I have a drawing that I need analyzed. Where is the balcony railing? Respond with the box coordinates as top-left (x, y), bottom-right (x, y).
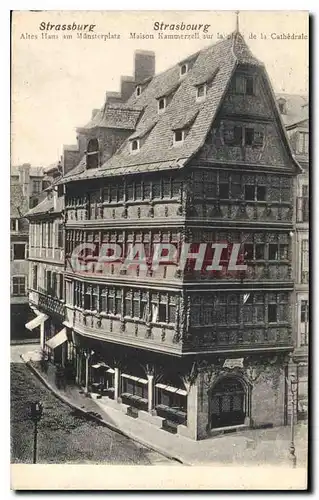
top-left (34, 286), bottom-right (65, 317)
top-left (296, 197), bottom-right (309, 223)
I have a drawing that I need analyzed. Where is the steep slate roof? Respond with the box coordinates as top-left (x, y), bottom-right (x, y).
top-left (61, 32), bottom-right (300, 184)
top-left (275, 93), bottom-right (308, 128)
top-left (25, 192), bottom-right (63, 217)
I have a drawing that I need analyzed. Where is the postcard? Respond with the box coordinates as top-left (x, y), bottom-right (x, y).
top-left (10, 10), bottom-right (309, 490)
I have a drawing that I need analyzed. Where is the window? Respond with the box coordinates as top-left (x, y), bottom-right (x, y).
top-left (86, 138), bottom-right (99, 169)
top-left (268, 304), bottom-right (277, 323)
top-left (298, 132), bottom-right (308, 154)
top-left (107, 292), bottom-right (115, 314)
top-left (58, 224), bottom-right (63, 248)
top-left (269, 244), bottom-right (278, 260)
top-left (244, 243), bottom-right (254, 260)
top-left (133, 293), bottom-right (140, 318)
top-left (100, 289), bottom-right (107, 312)
top-left (115, 291), bottom-right (122, 315)
top-left (180, 63), bottom-right (188, 76)
top-left (302, 185), bottom-right (309, 197)
top-left (158, 303), bottom-right (167, 323)
top-left (12, 276), bottom-right (26, 296)
top-left (13, 243), bottom-right (25, 260)
top-left (219, 183), bottom-right (229, 199)
top-left (168, 303), bottom-right (176, 324)
top-left (136, 86), bottom-right (141, 97)
top-left (125, 292), bottom-right (132, 316)
top-left (158, 98), bottom-right (166, 112)
top-left (32, 180), bottom-right (42, 194)
top-left (46, 270), bottom-right (52, 293)
top-left (84, 288), bottom-right (91, 310)
top-left (257, 186), bottom-right (266, 201)
top-left (196, 84), bottom-right (206, 100)
top-left (279, 244), bottom-right (289, 260)
top-left (300, 300), bottom-right (309, 324)
top-left (234, 126), bottom-right (243, 145)
top-left (131, 139), bottom-right (140, 152)
top-left (245, 185), bottom-right (255, 201)
top-left (255, 244), bottom-right (265, 260)
top-left (301, 239), bottom-right (309, 283)
top-left (48, 222), bottom-right (53, 248)
top-left (245, 128), bottom-right (254, 146)
top-left (245, 77), bottom-right (254, 95)
top-left (11, 219), bottom-right (19, 231)
top-left (233, 75), bottom-right (254, 95)
top-left (174, 130), bottom-right (184, 144)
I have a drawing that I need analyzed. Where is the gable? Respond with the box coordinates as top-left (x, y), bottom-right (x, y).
top-left (197, 66), bottom-right (299, 172)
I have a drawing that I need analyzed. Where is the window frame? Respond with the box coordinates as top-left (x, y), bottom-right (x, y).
top-left (196, 84), bottom-right (207, 101)
top-left (13, 243), bottom-right (26, 261)
top-left (173, 130), bottom-right (185, 145)
top-left (158, 97), bottom-right (167, 113)
top-left (180, 63), bottom-right (188, 77)
top-left (12, 275), bottom-right (26, 296)
top-left (130, 139), bottom-right (140, 153)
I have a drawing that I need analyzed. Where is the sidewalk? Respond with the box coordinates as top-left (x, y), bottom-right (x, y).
top-left (22, 348), bottom-right (308, 467)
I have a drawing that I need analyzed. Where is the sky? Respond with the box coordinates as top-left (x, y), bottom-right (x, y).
top-left (11, 10), bottom-right (308, 167)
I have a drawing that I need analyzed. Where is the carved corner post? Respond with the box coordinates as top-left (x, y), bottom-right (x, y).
top-left (145, 363), bottom-right (155, 413)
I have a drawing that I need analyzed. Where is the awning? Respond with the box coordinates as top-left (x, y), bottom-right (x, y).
top-left (121, 373), bottom-right (148, 385)
top-left (155, 383), bottom-right (187, 396)
top-left (25, 313), bottom-right (48, 331)
top-left (46, 328), bottom-right (67, 349)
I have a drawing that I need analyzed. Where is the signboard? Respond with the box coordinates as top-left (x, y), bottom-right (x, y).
top-left (223, 358), bottom-right (244, 369)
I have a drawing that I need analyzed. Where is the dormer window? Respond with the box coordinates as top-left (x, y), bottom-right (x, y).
top-left (136, 86), bottom-right (141, 97)
top-left (86, 138), bottom-right (99, 169)
top-left (173, 130), bottom-right (185, 145)
top-left (196, 84), bottom-right (207, 101)
top-left (130, 139), bottom-right (140, 153)
top-left (180, 64), bottom-right (188, 77)
top-left (158, 97), bottom-right (166, 113)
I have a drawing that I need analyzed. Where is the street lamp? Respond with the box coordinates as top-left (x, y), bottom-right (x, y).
top-left (30, 401), bottom-right (43, 464)
top-left (288, 374), bottom-right (298, 468)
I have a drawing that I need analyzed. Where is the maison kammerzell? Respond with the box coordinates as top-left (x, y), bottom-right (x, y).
top-left (26, 29), bottom-right (302, 440)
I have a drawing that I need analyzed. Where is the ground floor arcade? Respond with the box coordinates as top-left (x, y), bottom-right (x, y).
top-left (48, 331), bottom-right (291, 440)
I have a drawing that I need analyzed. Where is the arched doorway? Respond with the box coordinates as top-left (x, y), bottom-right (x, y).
top-left (210, 377), bottom-right (246, 429)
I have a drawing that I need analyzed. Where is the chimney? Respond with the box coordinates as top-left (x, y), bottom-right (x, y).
top-left (134, 50), bottom-right (155, 83)
top-left (120, 76), bottom-right (136, 102)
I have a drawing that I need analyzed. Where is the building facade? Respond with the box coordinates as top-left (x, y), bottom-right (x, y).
top-left (276, 94), bottom-right (309, 420)
top-left (30, 32), bottom-right (302, 440)
top-left (11, 164), bottom-right (44, 339)
top-left (26, 164), bottom-right (66, 363)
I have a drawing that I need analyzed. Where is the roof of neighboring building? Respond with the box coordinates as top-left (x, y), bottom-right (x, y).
top-left (80, 102), bottom-right (143, 131)
top-left (10, 184), bottom-right (29, 218)
top-left (60, 31), bottom-right (300, 184)
top-left (11, 165), bottom-right (44, 177)
top-left (25, 192), bottom-right (64, 217)
top-left (275, 93), bottom-right (308, 128)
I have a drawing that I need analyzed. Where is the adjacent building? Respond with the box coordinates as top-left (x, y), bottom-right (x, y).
top-left (276, 94), bottom-right (309, 420)
top-left (26, 162), bottom-right (66, 362)
top-left (27, 32), bottom-right (303, 439)
top-left (11, 164), bottom-right (44, 339)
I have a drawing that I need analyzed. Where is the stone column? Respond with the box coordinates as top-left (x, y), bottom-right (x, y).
top-left (147, 374), bottom-right (154, 413)
top-left (40, 321), bottom-right (45, 350)
top-left (114, 367), bottom-right (120, 401)
top-left (85, 354), bottom-right (90, 394)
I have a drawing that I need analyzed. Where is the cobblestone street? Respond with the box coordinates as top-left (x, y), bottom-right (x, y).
top-left (10, 346), bottom-right (175, 465)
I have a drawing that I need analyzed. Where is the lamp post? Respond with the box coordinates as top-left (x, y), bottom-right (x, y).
top-left (30, 401), bottom-right (43, 464)
top-left (288, 374), bottom-right (298, 468)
